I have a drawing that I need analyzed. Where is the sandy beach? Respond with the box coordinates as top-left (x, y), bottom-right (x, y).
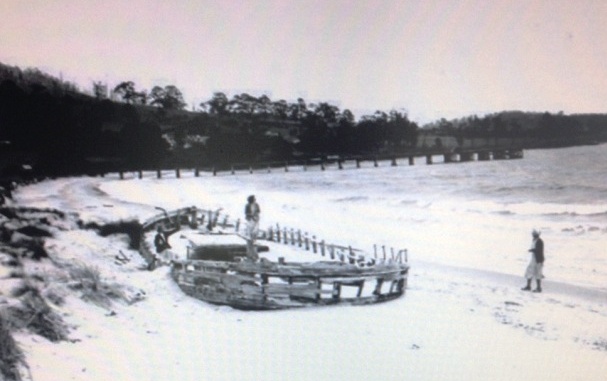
top-left (3, 148), bottom-right (607, 380)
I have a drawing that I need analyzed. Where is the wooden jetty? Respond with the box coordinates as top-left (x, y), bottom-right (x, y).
top-left (114, 147), bottom-right (524, 179)
top-left (139, 207), bottom-right (409, 310)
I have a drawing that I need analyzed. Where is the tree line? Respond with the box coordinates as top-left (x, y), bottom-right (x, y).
top-left (425, 111), bottom-right (607, 147)
top-left (1, 62), bottom-right (606, 179)
top-left (0, 71), bottom-right (420, 175)
top-left (106, 80), bottom-right (421, 154)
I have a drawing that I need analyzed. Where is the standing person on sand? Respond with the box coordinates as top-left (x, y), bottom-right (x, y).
top-left (522, 229), bottom-right (545, 293)
top-left (244, 195), bottom-right (260, 261)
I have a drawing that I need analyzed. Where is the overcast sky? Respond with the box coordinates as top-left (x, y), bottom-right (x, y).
top-left (1, 0), bottom-right (606, 123)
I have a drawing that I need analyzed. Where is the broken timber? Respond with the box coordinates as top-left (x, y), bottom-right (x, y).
top-left (140, 207), bottom-right (409, 310)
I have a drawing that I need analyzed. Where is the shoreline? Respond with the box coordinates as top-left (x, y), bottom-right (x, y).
top-left (1, 171), bottom-right (605, 380)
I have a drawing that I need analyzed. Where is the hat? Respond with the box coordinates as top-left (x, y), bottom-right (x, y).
top-left (532, 229), bottom-right (540, 237)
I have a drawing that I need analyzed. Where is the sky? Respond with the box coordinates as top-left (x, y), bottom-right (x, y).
top-left (1, 0), bottom-right (607, 124)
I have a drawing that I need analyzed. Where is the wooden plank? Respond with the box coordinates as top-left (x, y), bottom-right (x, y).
top-left (177, 259), bottom-right (408, 279)
top-left (263, 283), bottom-right (320, 294)
top-left (241, 283), bottom-right (263, 296)
top-left (182, 271), bottom-right (260, 286)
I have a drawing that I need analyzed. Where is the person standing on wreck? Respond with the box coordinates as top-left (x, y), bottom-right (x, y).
top-left (522, 229), bottom-right (545, 293)
top-left (244, 195), bottom-right (260, 261)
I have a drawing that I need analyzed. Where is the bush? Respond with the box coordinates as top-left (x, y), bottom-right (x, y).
top-left (10, 280), bottom-right (40, 298)
top-left (6, 288), bottom-right (69, 342)
top-left (0, 312), bottom-right (25, 381)
top-left (86, 220), bottom-right (143, 249)
top-left (41, 286), bottom-right (66, 306)
top-left (67, 264), bottom-right (125, 308)
top-left (8, 269), bottom-right (24, 278)
top-left (12, 238), bottom-right (49, 260)
top-left (16, 225), bottom-right (53, 238)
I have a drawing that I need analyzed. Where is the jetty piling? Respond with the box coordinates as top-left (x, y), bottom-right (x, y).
top-left (114, 146), bottom-right (523, 179)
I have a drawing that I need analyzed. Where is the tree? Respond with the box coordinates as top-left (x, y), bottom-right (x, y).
top-left (387, 109), bottom-right (418, 148)
top-left (334, 109), bottom-right (356, 154)
top-left (257, 94), bottom-right (273, 116)
top-left (92, 81), bottom-right (108, 99)
top-left (340, 109), bottom-right (355, 125)
top-left (119, 119), bottom-right (168, 167)
top-left (150, 85), bottom-right (186, 110)
top-left (113, 81), bottom-right (137, 104)
top-left (204, 92), bottom-right (229, 115)
top-left (273, 99), bottom-right (289, 119)
top-left (0, 80), bottom-right (26, 142)
top-left (288, 98), bottom-right (308, 120)
top-left (299, 109), bottom-right (332, 154)
top-left (313, 102), bottom-right (340, 124)
top-left (229, 93), bottom-right (259, 115)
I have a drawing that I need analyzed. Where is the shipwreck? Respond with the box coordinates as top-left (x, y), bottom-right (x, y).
top-left (139, 207), bottom-right (409, 310)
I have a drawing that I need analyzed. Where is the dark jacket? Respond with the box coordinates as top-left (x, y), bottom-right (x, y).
top-left (154, 224), bottom-right (179, 253)
top-left (530, 238), bottom-right (544, 263)
top-left (154, 232), bottom-right (170, 253)
top-left (245, 202), bottom-right (260, 221)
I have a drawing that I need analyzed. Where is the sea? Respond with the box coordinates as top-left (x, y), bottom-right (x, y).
top-left (147, 143), bottom-right (606, 292)
top-left (33, 143), bottom-right (604, 293)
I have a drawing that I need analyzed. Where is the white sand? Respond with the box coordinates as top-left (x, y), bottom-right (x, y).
top-left (6, 172), bottom-right (607, 381)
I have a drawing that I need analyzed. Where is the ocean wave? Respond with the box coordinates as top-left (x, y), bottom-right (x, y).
top-left (561, 225), bottom-right (607, 234)
top-left (333, 196), bottom-right (369, 203)
top-left (461, 200), bottom-right (607, 218)
top-left (542, 211), bottom-right (607, 218)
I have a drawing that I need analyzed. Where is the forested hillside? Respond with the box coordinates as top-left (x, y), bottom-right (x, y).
top-left (1, 62), bottom-right (606, 180)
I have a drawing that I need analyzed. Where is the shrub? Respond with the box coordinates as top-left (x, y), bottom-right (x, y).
top-left (16, 239), bottom-right (49, 260)
top-left (86, 220), bottom-right (143, 250)
top-left (42, 286), bottom-right (66, 306)
top-left (6, 289), bottom-right (69, 343)
top-left (16, 225), bottom-right (53, 238)
top-left (0, 208), bottom-right (18, 219)
top-left (8, 270), bottom-right (24, 279)
top-left (0, 248), bottom-right (22, 266)
top-left (10, 280), bottom-right (40, 298)
top-left (0, 312), bottom-right (26, 381)
top-left (67, 264), bottom-right (125, 308)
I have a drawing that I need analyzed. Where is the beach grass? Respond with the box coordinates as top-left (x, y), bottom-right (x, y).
top-left (0, 312), bottom-right (26, 381)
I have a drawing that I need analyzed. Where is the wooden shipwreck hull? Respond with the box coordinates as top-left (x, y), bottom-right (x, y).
top-left (171, 259), bottom-right (408, 310)
top-left (140, 207), bottom-right (409, 310)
